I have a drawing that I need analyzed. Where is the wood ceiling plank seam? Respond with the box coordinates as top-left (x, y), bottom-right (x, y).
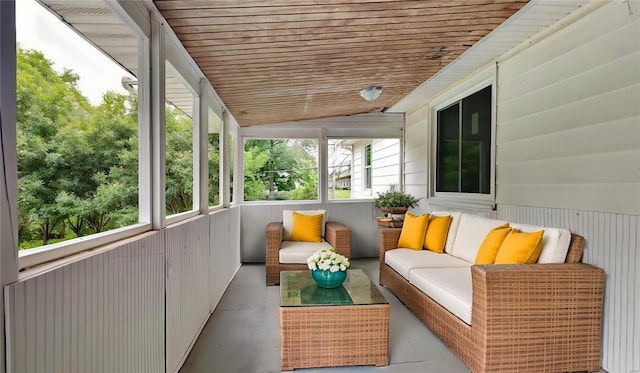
top-left (158, 3), bottom-right (526, 20)
top-left (174, 27), bottom-right (496, 42)
top-left (183, 35), bottom-right (490, 51)
top-left (168, 17), bottom-right (509, 34)
top-left (163, 12), bottom-right (522, 28)
top-left (185, 43), bottom-right (469, 58)
top-left (173, 22), bottom-right (503, 39)
top-left (153, 0), bottom-right (527, 11)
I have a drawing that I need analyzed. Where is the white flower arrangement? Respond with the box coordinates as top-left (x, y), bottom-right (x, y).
top-left (307, 247), bottom-right (350, 272)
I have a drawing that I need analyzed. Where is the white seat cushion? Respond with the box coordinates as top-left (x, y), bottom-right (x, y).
top-left (510, 223), bottom-right (571, 263)
top-left (431, 211), bottom-right (462, 255)
top-left (279, 240), bottom-right (331, 264)
top-left (282, 210), bottom-right (326, 241)
top-left (410, 267), bottom-right (473, 325)
top-left (451, 213), bottom-right (510, 263)
top-left (385, 249), bottom-right (470, 279)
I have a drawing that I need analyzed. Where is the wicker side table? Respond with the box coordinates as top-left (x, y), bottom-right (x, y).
top-left (280, 270), bottom-right (390, 370)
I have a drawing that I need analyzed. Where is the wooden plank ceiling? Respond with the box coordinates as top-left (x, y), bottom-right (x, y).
top-left (154, 0), bottom-right (528, 126)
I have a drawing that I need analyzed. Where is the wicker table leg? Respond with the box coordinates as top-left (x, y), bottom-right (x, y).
top-left (280, 304), bottom-right (389, 370)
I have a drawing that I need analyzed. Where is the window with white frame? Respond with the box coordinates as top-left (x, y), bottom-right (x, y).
top-left (327, 138), bottom-right (400, 200)
top-left (243, 138), bottom-right (318, 201)
top-left (15, 0), bottom-right (142, 250)
top-left (435, 85), bottom-right (493, 196)
top-left (208, 108), bottom-right (222, 207)
top-left (164, 61), bottom-right (196, 215)
top-left (364, 144), bottom-right (372, 191)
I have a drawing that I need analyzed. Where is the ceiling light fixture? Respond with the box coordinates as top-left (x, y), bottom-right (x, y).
top-left (359, 86), bottom-right (383, 101)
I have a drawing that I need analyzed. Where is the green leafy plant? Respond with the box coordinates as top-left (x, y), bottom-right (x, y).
top-left (374, 185), bottom-right (419, 211)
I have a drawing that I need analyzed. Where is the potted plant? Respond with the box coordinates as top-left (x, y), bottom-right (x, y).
top-left (374, 185), bottom-right (419, 217)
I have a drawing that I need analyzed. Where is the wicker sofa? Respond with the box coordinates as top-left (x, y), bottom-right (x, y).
top-left (379, 211), bottom-right (605, 373)
top-left (266, 210), bottom-right (351, 285)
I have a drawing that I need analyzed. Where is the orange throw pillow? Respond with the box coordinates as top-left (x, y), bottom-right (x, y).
top-left (494, 229), bottom-right (544, 264)
top-left (397, 213), bottom-right (429, 250)
top-left (474, 224), bottom-right (511, 264)
top-left (423, 215), bottom-right (452, 253)
top-left (289, 212), bottom-right (323, 242)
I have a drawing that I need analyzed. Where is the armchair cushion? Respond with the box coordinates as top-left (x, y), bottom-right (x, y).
top-left (279, 240), bottom-right (330, 264)
top-left (282, 209), bottom-right (326, 240)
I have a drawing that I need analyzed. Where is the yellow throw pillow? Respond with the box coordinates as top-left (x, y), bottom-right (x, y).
top-left (289, 212), bottom-right (323, 242)
top-left (494, 229), bottom-right (544, 264)
top-left (397, 213), bottom-right (430, 250)
top-left (474, 224), bottom-right (511, 264)
top-left (423, 215), bottom-right (452, 253)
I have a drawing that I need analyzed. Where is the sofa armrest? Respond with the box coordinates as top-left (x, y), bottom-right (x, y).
top-left (266, 222), bottom-right (283, 268)
top-left (325, 221), bottom-right (351, 259)
top-left (379, 228), bottom-right (401, 266)
top-left (470, 263), bottom-right (605, 370)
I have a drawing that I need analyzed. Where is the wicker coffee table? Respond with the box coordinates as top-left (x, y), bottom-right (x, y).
top-left (280, 269), bottom-right (390, 370)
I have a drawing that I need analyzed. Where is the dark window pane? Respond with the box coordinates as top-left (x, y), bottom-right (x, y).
top-left (461, 86), bottom-right (491, 194)
top-left (437, 103), bottom-right (460, 192)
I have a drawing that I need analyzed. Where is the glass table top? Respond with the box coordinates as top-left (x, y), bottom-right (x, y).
top-left (280, 269), bottom-right (389, 307)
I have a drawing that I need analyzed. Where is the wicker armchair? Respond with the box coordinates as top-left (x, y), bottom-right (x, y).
top-left (266, 221), bottom-right (351, 285)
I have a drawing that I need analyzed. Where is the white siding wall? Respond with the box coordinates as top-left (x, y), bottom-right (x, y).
top-left (497, 1), bottom-right (640, 215)
top-left (209, 207), bottom-right (241, 308)
top-left (404, 107), bottom-right (429, 200)
top-left (371, 139), bottom-right (401, 196)
top-left (166, 216), bottom-right (210, 373)
top-left (4, 232), bottom-right (165, 373)
top-left (3, 208), bottom-right (242, 373)
top-left (404, 2), bottom-right (640, 372)
top-left (352, 144), bottom-right (364, 197)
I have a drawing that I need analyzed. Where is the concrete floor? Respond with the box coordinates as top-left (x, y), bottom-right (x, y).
top-left (180, 258), bottom-right (470, 373)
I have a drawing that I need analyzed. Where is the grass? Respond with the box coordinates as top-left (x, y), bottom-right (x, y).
top-left (328, 189), bottom-right (351, 199)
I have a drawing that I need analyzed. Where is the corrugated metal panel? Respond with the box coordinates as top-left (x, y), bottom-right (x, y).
top-left (4, 232), bottom-right (165, 373)
top-left (240, 202), bottom-right (379, 261)
top-left (165, 215), bottom-right (210, 373)
top-left (497, 204), bottom-right (640, 373)
top-left (496, 0), bottom-right (640, 215)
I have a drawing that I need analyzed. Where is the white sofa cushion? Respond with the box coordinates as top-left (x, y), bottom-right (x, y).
top-left (431, 211), bottom-right (462, 255)
top-left (410, 267), bottom-right (473, 325)
top-left (282, 210), bottom-right (326, 241)
top-left (451, 213), bottom-right (510, 263)
top-left (510, 223), bottom-right (571, 263)
top-left (385, 248), bottom-right (470, 279)
top-left (279, 240), bottom-right (330, 264)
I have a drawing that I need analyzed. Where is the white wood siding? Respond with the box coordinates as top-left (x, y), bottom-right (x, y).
top-left (496, 0), bottom-right (640, 215)
top-left (371, 139), bottom-right (401, 196)
top-left (165, 216), bottom-right (210, 373)
top-left (404, 107), bottom-right (429, 199)
top-left (4, 232), bottom-right (165, 373)
top-left (209, 207), bottom-right (241, 308)
top-left (352, 144), bottom-right (364, 198)
top-left (3, 208), bottom-right (242, 373)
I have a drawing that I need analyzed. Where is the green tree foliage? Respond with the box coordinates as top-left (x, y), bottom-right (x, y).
top-left (17, 48), bottom-right (139, 248)
top-left (243, 139), bottom-right (318, 201)
top-left (165, 107), bottom-right (194, 214)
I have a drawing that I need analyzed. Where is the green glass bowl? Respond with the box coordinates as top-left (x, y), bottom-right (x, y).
top-left (311, 269), bottom-right (347, 288)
